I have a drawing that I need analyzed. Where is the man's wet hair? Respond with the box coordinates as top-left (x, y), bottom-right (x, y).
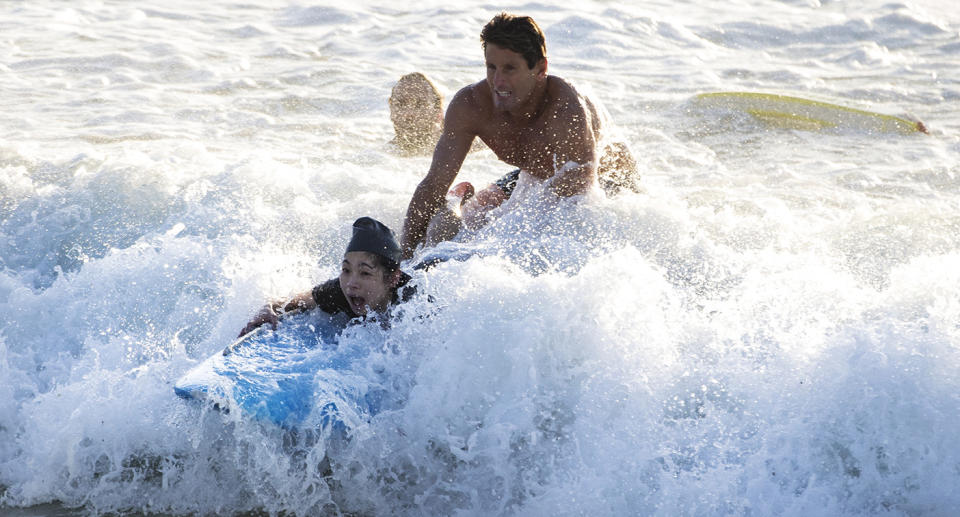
top-left (480, 13), bottom-right (547, 69)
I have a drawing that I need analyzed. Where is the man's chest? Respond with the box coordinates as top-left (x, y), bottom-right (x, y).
top-left (479, 122), bottom-right (556, 176)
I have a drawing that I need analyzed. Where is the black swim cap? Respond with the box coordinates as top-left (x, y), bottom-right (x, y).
top-left (346, 217), bottom-right (402, 265)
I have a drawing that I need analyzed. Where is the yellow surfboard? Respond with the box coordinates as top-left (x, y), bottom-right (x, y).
top-left (693, 91), bottom-right (928, 135)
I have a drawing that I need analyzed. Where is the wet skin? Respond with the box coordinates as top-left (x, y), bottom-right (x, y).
top-left (339, 251), bottom-right (397, 316)
top-left (401, 43), bottom-right (599, 258)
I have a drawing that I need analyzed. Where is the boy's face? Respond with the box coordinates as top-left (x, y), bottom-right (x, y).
top-left (339, 251), bottom-right (396, 316)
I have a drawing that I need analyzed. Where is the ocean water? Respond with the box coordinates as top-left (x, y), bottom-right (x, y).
top-left (1, 0), bottom-right (959, 515)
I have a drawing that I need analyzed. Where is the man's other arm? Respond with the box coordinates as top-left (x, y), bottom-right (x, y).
top-left (547, 93), bottom-right (598, 197)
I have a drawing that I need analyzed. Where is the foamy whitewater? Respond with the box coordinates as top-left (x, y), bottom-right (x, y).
top-left (1, 1), bottom-right (959, 515)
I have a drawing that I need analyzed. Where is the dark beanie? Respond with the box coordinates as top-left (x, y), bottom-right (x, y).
top-left (346, 217), bottom-right (402, 265)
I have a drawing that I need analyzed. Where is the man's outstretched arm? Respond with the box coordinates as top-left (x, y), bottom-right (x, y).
top-left (401, 91), bottom-right (476, 259)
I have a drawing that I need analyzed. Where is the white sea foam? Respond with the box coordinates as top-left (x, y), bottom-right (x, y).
top-left (1, 0), bottom-right (958, 515)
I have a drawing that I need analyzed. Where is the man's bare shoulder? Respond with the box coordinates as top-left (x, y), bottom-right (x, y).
top-left (443, 80), bottom-right (491, 131)
top-left (546, 76), bottom-right (582, 102)
top-left (543, 76), bottom-right (592, 121)
top-left (448, 80), bottom-right (491, 112)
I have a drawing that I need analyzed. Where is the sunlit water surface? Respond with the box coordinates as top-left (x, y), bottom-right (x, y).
top-left (1, 1), bottom-right (959, 515)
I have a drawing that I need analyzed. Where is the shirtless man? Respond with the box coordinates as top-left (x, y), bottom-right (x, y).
top-left (400, 13), bottom-right (637, 259)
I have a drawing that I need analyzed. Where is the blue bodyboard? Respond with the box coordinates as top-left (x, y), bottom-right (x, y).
top-left (174, 310), bottom-right (384, 432)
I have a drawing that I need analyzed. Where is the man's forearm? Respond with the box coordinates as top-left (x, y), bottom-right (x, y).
top-left (401, 181), bottom-right (444, 259)
top-left (400, 207), bottom-right (427, 260)
top-left (549, 160), bottom-right (597, 197)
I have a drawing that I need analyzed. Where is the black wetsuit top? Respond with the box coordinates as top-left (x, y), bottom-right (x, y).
top-left (495, 168), bottom-right (521, 196)
top-left (311, 272), bottom-right (414, 318)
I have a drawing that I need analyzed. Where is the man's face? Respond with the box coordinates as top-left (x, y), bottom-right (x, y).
top-left (484, 43), bottom-right (545, 113)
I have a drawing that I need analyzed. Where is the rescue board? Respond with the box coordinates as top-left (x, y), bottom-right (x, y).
top-left (694, 91), bottom-right (927, 134)
top-left (174, 310), bottom-right (384, 433)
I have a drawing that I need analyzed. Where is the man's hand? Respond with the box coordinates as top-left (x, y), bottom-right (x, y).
top-left (460, 184), bottom-right (509, 230)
